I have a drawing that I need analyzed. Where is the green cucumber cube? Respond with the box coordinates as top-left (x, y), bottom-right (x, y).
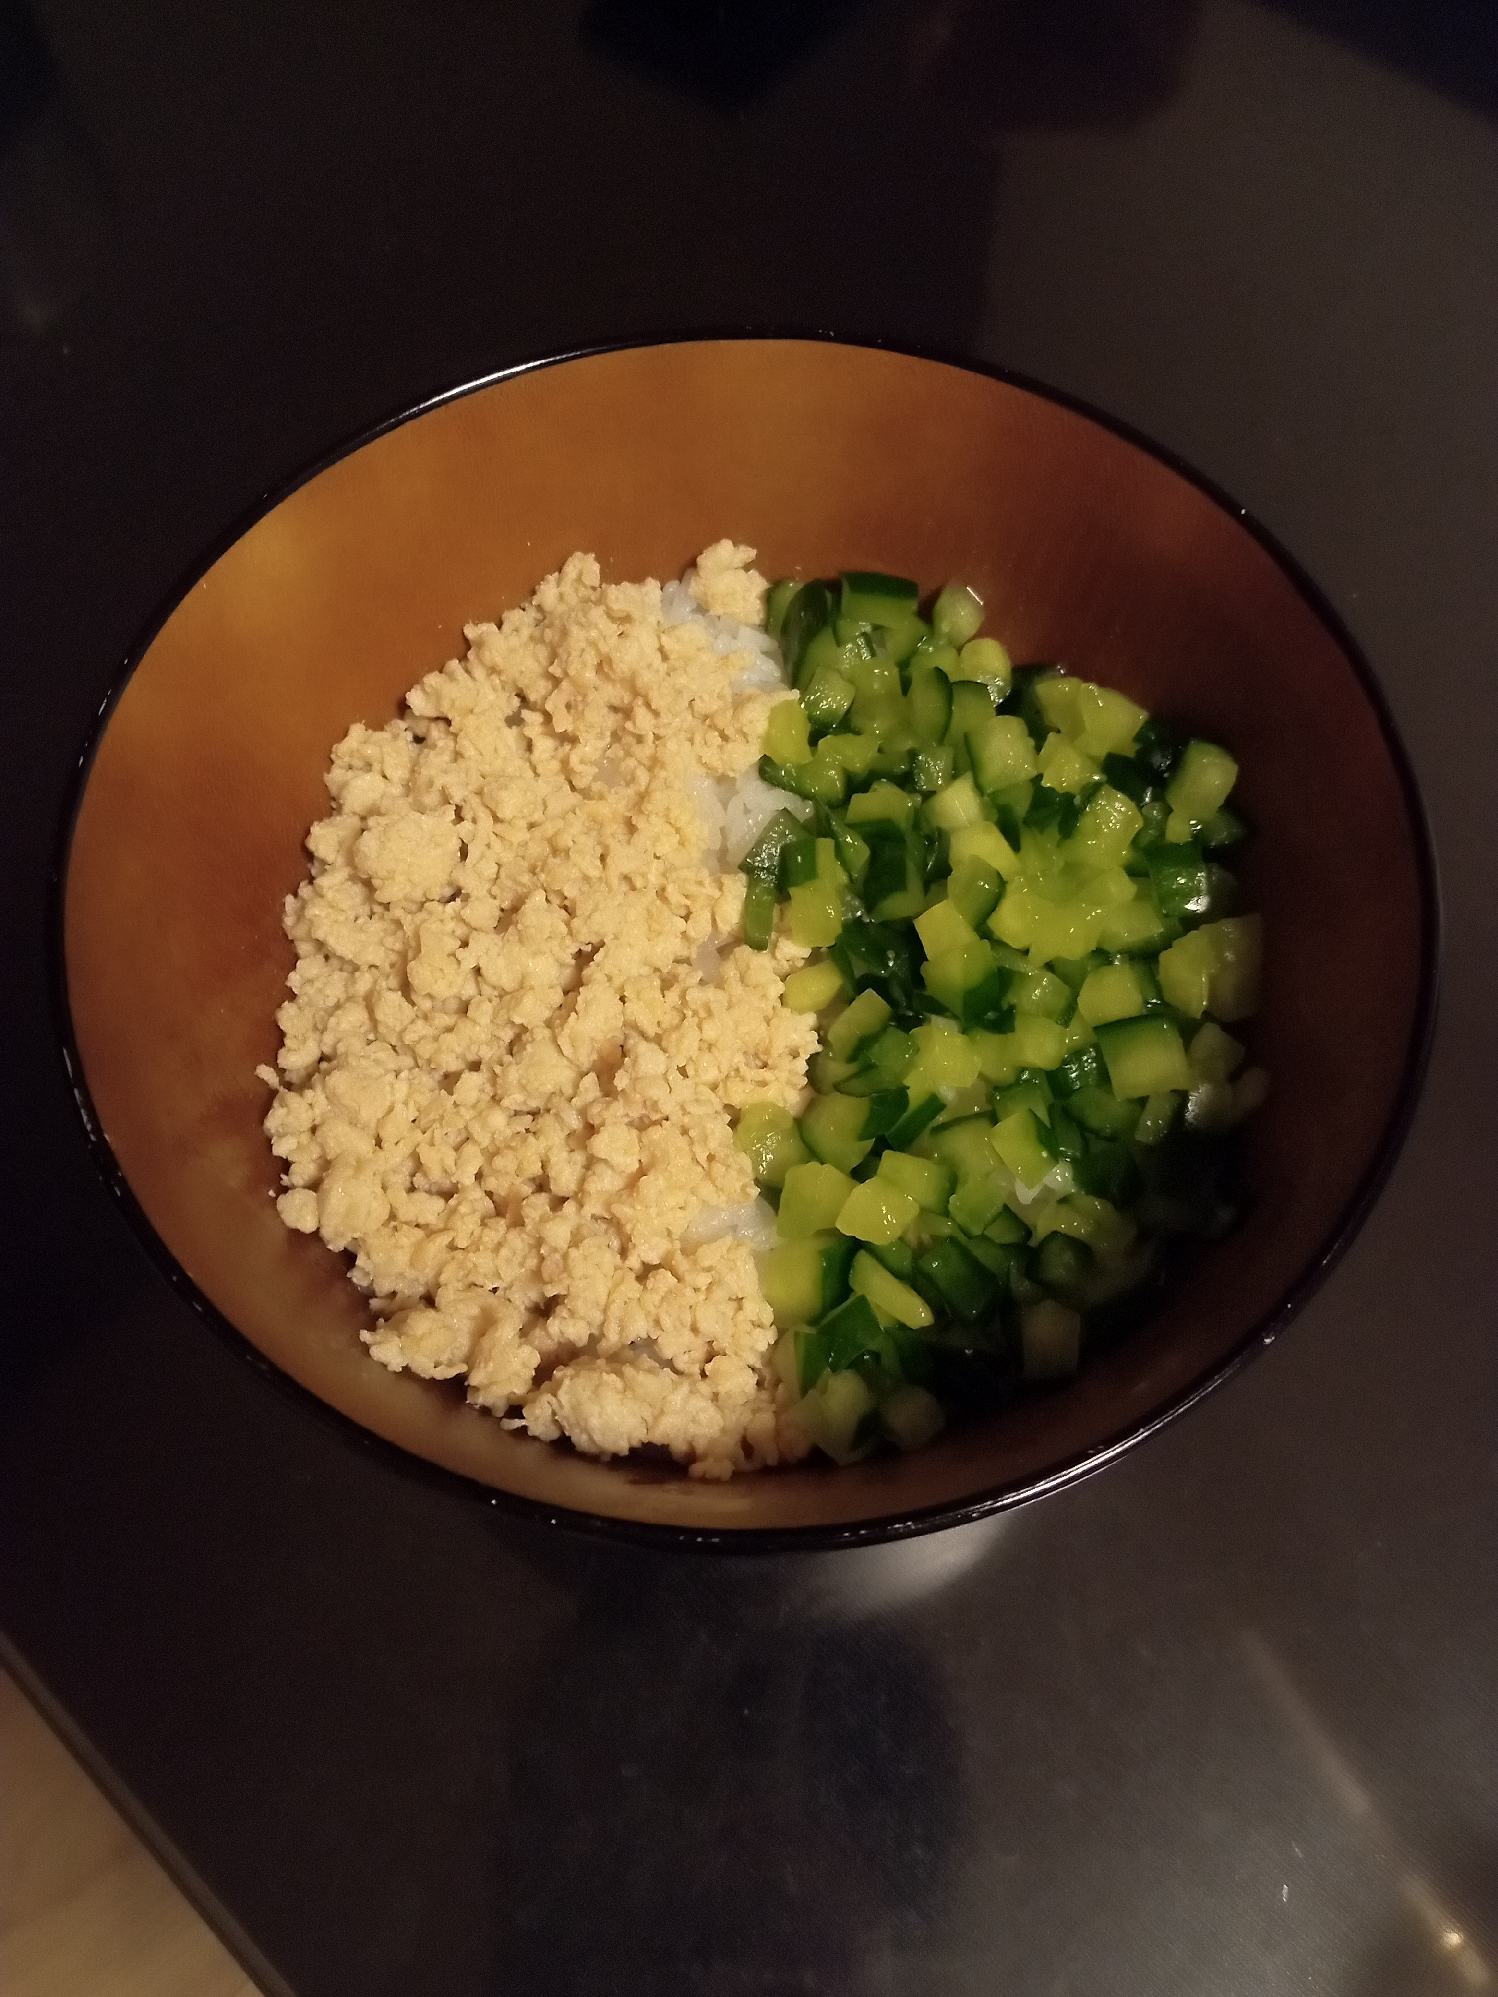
top-left (777, 1160), bottom-right (858, 1237)
top-left (1094, 1015), bottom-right (1192, 1098)
top-left (850, 1249), bottom-right (935, 1329)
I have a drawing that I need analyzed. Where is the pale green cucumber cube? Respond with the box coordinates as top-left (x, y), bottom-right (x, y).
top-left (850, 1249), bottom-right (934, 1328)
top-left (778, 1160), bottom-right (858, 1237)
top-left (1021, 1299), bottom-right (1083, 1380)
top-left (837, 1179), bottom-right (921, 1246)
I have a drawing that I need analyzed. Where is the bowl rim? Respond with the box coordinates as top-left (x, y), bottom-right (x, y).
top-left (48, 331), bottom-right (1442, 1553)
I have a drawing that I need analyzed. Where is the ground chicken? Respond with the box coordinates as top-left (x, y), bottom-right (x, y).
top-left (259, 542), bottom-right (819, 1478)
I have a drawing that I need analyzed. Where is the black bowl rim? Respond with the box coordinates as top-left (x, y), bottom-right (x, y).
top-left (48, 330), bottom-right (1442, 1555)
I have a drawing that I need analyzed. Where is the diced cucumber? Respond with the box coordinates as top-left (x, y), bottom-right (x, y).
top-left (1010, 1015), bottom-right (1068, 1066)
top-left (1094, 1015), bottom-right (1192, 1098)
top-left (765, 578), bottom-right (798, 639)
top-left (991, 1107), bottom-right (1057, 1189)
top-left (827, 986), bottom-right (892, 1059)
top-left (922, 939), bottom-right (1011, 1028)
top-left (1201, 915), bottom-right (1262, 1021)
top-left (1199, 805), bottom-right (1249, 850)
top-left (819, 1293), bottom-right (885, 1370)
top-left (967, 714), bottom-right (1038, 792)
top-left (912, 745), bottom-right (956, 792)
top-left (911, 635), bottom-right (961, 679)
top-left (773, 1328), bottom-right (816, 1398)
top-left (1074, 1137), bottom-right (1141, 1205)
top-left (1033, 1191), bottom-right (1135, 1256)
top-left (778, 581), bottom-right (834, 683)
top-left (847, 653), bottom-right (906, 736)
top-left (1021, 1299), bottom-right (1082, 1380)
top-left (1037, 733), bottom-right (1100, 794)
top-left (739, 808), bottom-right (810, 884)
top-left (840, 1026), bottom-right (915, 1096)
top-left (763, 699), bottom-right (812, 766)
top-left (1158, 914), bottom-right (1262, 1021)
top-left (948, 819), bottom-right (1022, 878)
top-left (923, 772), bottom-right (986, 832)
top-left (1067, 1087), bottom-right (1140, 1139)
top-left (734, 1102), bottom-right (812, 1188)
top-left (877, 1148), bottom-right (955, 1213)
top-left (1132, 1091), bottom-right (1182, 1145)
top-left (1075, 684), bottom-right (1147, 758)
top-left (795, 1366), bottom-right (879, 1465)
top-left (1095, 891), bottom-right (1173, 954)
top-left (858, 1088), bottom-right (911, 1140)
top-left (915, 1238), bottom-right (1002, 1320)
top-left (1165, 740), bottom-right (1238, 834)
top-left (1147, 841), bottom-right (1211, 921)
top-left (884, 1093), bottom-right (946, 1149)
top-left (802, 667), bottom-right (857, 732)
top-left (992, 1074), bottom-right (1052, 1125)
top-left (838, 1182), bottom-right (922, 1246)
top-left (850, 1249), bottom-right (934, 1328)
top-left (1187, 1020), bottom-right (1245, 1084)
top-left (755, 566), bottom-right (1264, 1462)
top-left (782, 959), bottom-right (847, 1013)
top-left (1009, 967), bottom-right (1072, 1020)
top-left (839, 571), bottom-right (918, 625)
top-left (1031, 1233), bottom-right (1092, 1291)
top-left (915, 897), bottom-right (979, 959)
top-left (846, 780), bottom-right (917, 830)
top-left (818, 731), bottom-right (881, 778)
top-left (954, 637), bottom-right (1012, 697)
top-left (945, 681), bottom-right (995, 765)
top-left (1052, 1043), bottom-right (1108, 1095)
top-left (947, 1171), bottom-right (1014, 1236)
top-left (933, 581), bottom-right (985, 646)
top-left (946, 856), bottom-right (1004, 930)
top-left (807, 1049), bottom-right (858, 1094)
top-left (743, 879), bottom-right (777, 950)
top-left (907, 661), bottom-right (954, 745)
top-left (902, 1020), bottom-right (983, 1100)
top-left (800, 1093), bottom-right (875, 1173)
top-left (779, 832), bottom-right (818, 890)
top-left (1064, 785), bottom-right (1144, 871)
top-left (1077, 960), bottom-right (1150, 1027)
top-left (924, 1113), bottom-right (1002, 1183)
top-left (778, 1161), bottom-right (859, 1238)
top-left (879, 1383), bottom-right (946, 1451)
top-left (787, 879), bottom-right (845, 948)
top-left (760, 1233), bottom-right (856, 1327)
top-left (864, 826), bottom-right (926, 921)
top-left (1185, 1082), bottom-right (1238, 1134)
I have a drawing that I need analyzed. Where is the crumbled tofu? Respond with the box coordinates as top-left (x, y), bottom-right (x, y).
top-left (262, 546), bottom-right (819, 1478)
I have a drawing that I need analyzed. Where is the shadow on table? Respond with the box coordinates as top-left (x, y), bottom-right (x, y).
top-left (490, 1534), bottom-right (979, 1995)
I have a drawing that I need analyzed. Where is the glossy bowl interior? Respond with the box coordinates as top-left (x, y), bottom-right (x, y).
top-left (62, 338), bottom-right (1433, 1543)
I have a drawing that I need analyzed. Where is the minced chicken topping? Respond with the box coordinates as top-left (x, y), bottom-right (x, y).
top-left (259, 542), bottom-right (820, 1478)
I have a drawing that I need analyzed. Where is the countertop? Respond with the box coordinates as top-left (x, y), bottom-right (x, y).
top-left (2, 4), bottom-right (1496, 1992)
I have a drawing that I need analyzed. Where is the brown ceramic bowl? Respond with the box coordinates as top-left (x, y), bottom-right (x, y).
top-left (59, 338), bottom-right (1436, 1546)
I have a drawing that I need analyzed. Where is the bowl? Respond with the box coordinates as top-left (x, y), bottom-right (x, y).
top-left (58, 337), bottom-right (1436, 1546)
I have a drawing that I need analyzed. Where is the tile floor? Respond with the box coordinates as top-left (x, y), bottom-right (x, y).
top-left (0, 1667), bottom-right (261, 1997)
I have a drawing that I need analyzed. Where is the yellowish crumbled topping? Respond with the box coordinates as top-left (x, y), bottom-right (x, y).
top-left (260, 543), bottom-right (818, 1478)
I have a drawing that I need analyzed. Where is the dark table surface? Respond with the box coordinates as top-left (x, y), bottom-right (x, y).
top-left (4, 4), bottom-right (1497, 1993)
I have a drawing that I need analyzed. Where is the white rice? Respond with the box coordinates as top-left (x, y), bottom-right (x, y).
top-left (666, 581), bottom-right (812, 871)
top-left (681, 1197), bottom-right (781, 1255)
top-left (723, 770), bottom-right (815, 868)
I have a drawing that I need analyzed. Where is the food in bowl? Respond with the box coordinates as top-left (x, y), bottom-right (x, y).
top-left (736, 569), bottom-right (1265, 1464)
top-left (259, 534), bottom-right (1264, 1479)
top-left (258, 541), bottom-right (825, 1480)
